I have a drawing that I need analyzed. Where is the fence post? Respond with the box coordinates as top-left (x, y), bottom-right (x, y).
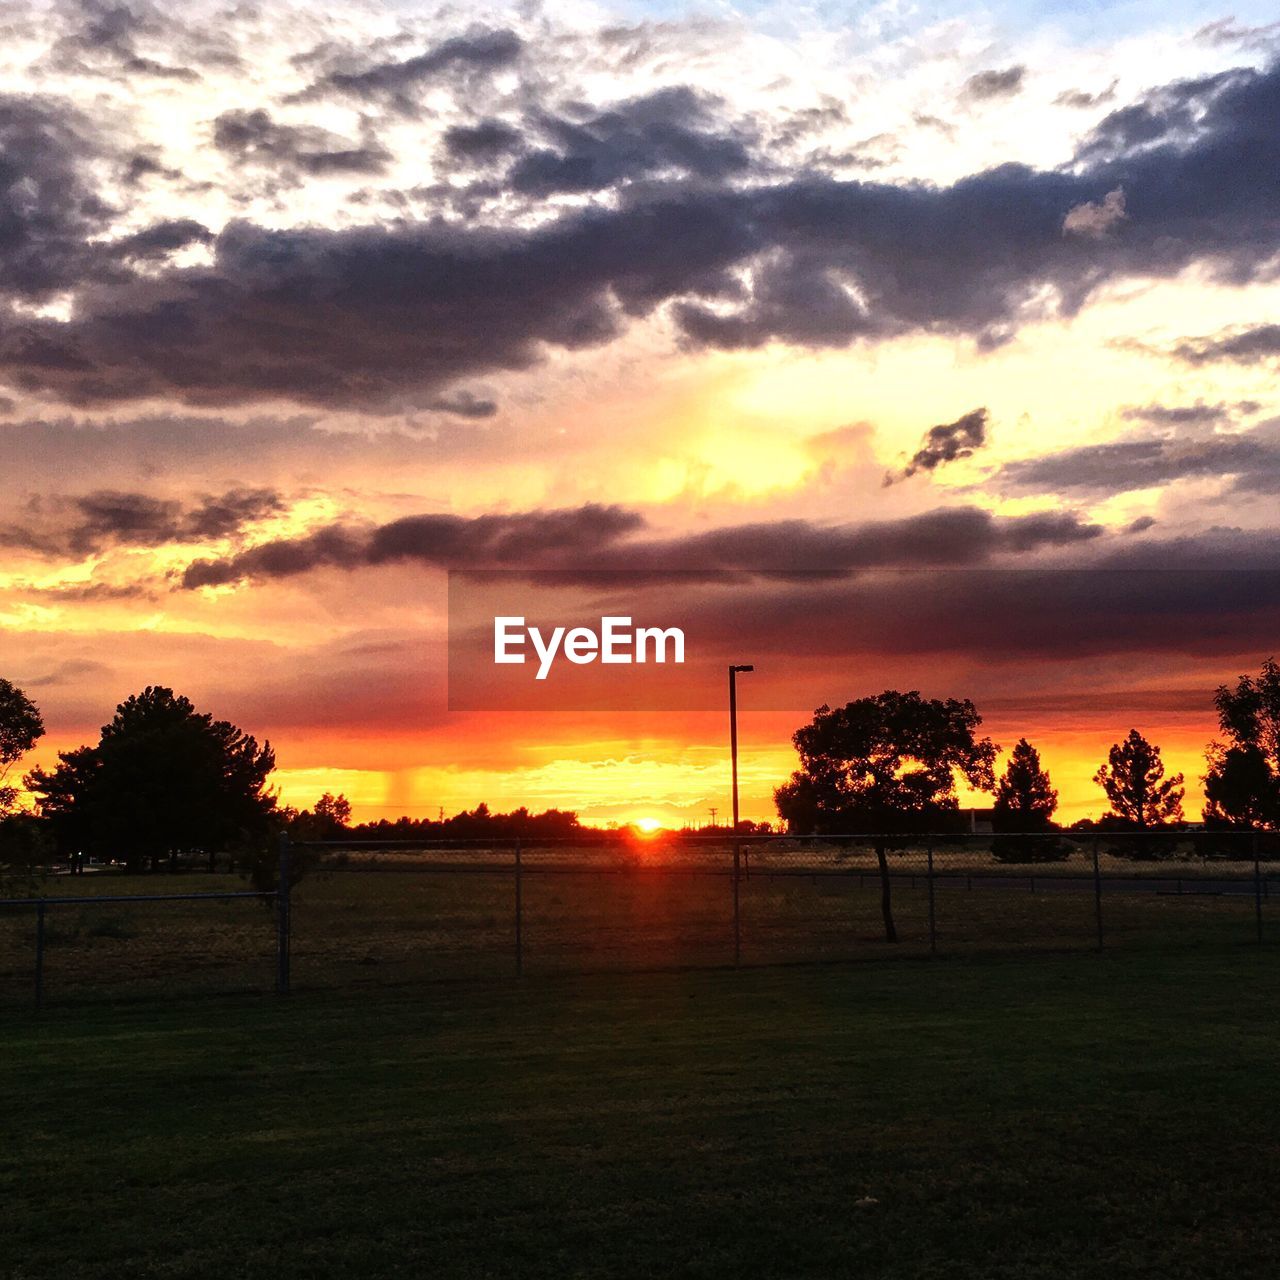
top-left (276, 831), bottom-right (291, 994)
top-left (34, 900), bottom-right (46, 1011)
top-left (732, 840), bottom-right (741, 966)
top-left (1092, 835), bottom-right (1103, 951)
top-left (1254, 829), bottom-right (1263, 946)
top-left (515, 837), bottom-right (523, 977)
top-left (926, 843), bottom-right (936, 955)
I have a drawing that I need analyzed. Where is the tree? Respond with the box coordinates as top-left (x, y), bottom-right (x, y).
top-left (1203, 657), bottom-right (1280, 831)
top-left (1093, 729), bottom-right (1184, 838)
top-left (993, 739), bottom-right (1058, 828)
top-left (26, 686), bottom-right (276, 872)
top-left (775, 691), bottom-right (997, 941)
top-left (991, 738), bottom-right (1066, 862)
top-left (0, 678), bottom-right (44, 817)
top-left (315, 792), bottom-right (352, 829)
top-left (287, 792), bottom-right (353, 841)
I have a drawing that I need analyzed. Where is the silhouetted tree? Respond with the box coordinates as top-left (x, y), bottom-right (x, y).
top-left (26, 686), bottom-right (276, 872)
top-left (775, 691), bottom-right (997, 941)
top-left (1093, 730), bottom-right (1183, 858)
top-left (287, 792), bottom-right (353, 841)
top-left (0, 677), bottom-right (43, 817)
top-left (991, 738), bottom-right (1066, 862)
top-left (1204, 657), bottom-right (1280, 832)
top-left (993, 739), bottom-right (1057, 828)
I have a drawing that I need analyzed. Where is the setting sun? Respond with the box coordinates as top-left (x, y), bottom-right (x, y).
top-left (635, 817), bottom-right (664, 834)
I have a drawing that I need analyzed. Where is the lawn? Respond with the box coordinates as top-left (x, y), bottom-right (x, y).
top-left (2, 854), bottom-right (1269, 1006)
top-left (3, 949), bottom-right (1279, 1279)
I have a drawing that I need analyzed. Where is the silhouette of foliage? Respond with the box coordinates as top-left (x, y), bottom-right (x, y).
top-left (991, 738), bottom-right (1068, 862)
top-left (1204, 657), bottom-right (1280, 833)
top-left (26, 686), bottom-right (276, 872)
top-left (0, 677), bottom-right (43, 817)
top-left (775, 691), bottom-right (997, 940)
top-left (1093, 729), bottom-right (1183, 859)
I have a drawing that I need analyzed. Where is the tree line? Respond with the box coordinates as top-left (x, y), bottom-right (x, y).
top-left (0, 659), bottom-right (1277, 888)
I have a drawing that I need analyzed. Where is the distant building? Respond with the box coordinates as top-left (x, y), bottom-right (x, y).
top-left (965, 808), bottom-right (995, 834)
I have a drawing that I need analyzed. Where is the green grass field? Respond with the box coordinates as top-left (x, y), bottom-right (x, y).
top-left (2, 854), bottom-right (1271, 1007)
top-left (3, 948), bottom-right (1279, 1279)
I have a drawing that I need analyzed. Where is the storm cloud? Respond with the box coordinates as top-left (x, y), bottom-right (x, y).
top-left (181, 503), bottom-right (1104, 589)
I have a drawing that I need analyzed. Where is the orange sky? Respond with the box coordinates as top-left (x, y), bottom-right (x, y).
top-left (1, 2), bottom-right (1278, 831)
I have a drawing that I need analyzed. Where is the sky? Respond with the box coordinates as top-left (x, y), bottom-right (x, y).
top-left (2, 0), bottom-right (1279, 826)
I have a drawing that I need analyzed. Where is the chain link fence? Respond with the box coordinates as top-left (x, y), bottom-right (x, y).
top-left (2, 830), bottom-right (1274, 1009)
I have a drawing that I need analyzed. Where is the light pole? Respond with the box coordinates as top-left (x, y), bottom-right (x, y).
top-left (728, 663), bottom-right (753, 965)
top-left (728, 664), bottom-right (754, 835)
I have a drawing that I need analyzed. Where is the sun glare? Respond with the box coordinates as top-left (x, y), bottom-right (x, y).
top-left (635, 817), bottom-right (664, 834)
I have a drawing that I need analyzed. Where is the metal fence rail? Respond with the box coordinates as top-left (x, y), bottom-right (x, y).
top-left (1, 830), bottom-right (1274, 1009)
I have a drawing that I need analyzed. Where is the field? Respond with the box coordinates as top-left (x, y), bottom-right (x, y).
top-left (1, 841), bottom-right (1273, 1007)
top-left (3, 948), bottom-right (1280, 1279)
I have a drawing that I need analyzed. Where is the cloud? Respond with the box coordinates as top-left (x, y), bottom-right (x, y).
top-left (1062, 187), bottom-right (1126, 238)
top-left (441, 119), bottom-right (524, 163)
top-left (508, 87), bottom-right (754, 196)
top-left (0, 486), bottom-right (283, 557)
top-left (0, 95), bottom-right (114, 299)
top-left (182, 504), bottom-right (646, 587)
top-left (961, 66), bottom-right (1025, 102)
top-left (302, 27), bottom-right (523, 110)
top-left (888, 407), bottom-right (988, 483)
top-left (213, 109), bottom-right (389, 177)
top-left (998, 419), bottom-right (1280, 497)
top-left (1054, 82), bottom-right (1118, 109)
top-left (1169, 323), bottom-right (1280, 366)
top-left (4, 44), bottom-right (1280, 411)
top-left (1119, 400), bottom-right (1258, 427)
top-left (181, 503), bottom-right (1103, 589)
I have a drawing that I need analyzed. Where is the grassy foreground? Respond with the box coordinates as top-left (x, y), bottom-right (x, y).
top-left (3, 950), bottom-right (1279, 1279)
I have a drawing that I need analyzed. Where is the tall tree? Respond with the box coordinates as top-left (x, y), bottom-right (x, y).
top-left (1093, 730), bottom-right (1184, 828)
top-left (775, 691), bottom-right (997, 941)
top-left (1204, 657), bottom-right (1280, 830)
top-left (26, 686), bottom-right (276, 872)
top-left (0, 677), bottom-right (44, 817)
top-left (992, 739), bottom-right (1058, 830)
top-left (991, 738), bottom-right (1065, 862)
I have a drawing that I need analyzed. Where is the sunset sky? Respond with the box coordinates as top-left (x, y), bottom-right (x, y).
top-left (2, 0), bottom-right (1280, 826)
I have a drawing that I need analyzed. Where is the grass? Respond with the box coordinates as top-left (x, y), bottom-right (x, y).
top-left (2, 948), bottom-right (1280, 1278)
top-left (1, 858), bottom-right (1270, 1005)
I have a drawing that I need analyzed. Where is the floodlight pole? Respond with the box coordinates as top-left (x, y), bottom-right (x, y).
top-left (729, 663), bottom-right (753, 964)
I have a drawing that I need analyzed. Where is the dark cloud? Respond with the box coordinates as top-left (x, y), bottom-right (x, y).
top-left (182, 503), bottom-right (646, 588)
top-left (0, 96), bottom-right (113, 299)
top-left (1169, 323), bottom-right (1280, 366)
top-left (5, 58), bottom-right (1280, 410)
top-left (1119, 400), bottom-right (1257, 427)
top-left (48, 0), bottom-right (199, 81)
top-left (109, 218), bottom-right (213, 259)
top-left (961, 66), bottom-right (1025, 102)
top-left (509, 87), bottom-right (754, 196)
top-left (0, 486), bottom-right (283, 557)
top-left (888, 407), bottom-right (988, 483)
top-left (441, 119), bottom-right (523, 163)
top-left (181, 503), bottom-right (1102, 589)
top-left (213, 109), bottom-right (389, 178)
top-left (998, 422), bottom-right (1280, 496)
top-left (303, 27), bottom-right (523, 109)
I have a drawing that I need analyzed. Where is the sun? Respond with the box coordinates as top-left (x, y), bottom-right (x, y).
top-left (635, 817), bottom-right (664, 834)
